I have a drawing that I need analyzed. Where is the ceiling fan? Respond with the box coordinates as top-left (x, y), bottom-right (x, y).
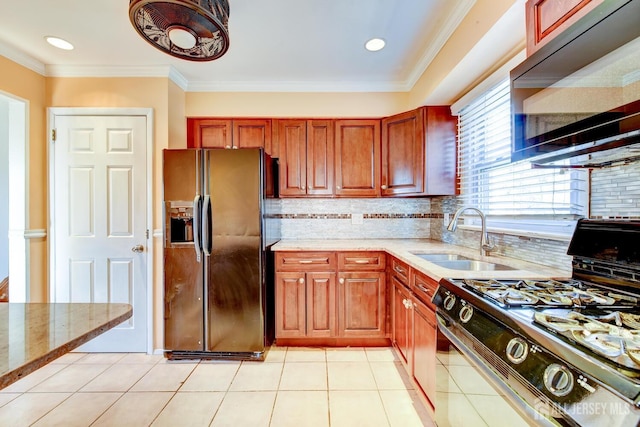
top-left (129, 0), bottom-right (230, 61)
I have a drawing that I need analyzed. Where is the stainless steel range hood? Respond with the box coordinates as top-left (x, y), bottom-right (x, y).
top-left (510, 0), bottom-right (640, 168)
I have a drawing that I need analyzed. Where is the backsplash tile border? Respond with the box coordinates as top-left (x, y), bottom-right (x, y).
top-left (274, 213), bottom-right (441, 219)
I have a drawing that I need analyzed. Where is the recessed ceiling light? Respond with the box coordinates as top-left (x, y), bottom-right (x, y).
top-left (365, 38), bottom-right (385, 52)
top-left (45, 36), bottom-right (74, 50)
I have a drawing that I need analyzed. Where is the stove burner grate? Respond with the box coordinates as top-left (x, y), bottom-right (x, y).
top-left (463, 279), bottom-right (635, 308)
top-left (535, 311), bottom-right (640, 370)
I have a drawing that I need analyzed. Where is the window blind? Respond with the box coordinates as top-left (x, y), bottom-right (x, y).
top-left (457, 79), bottom-right (587, 218)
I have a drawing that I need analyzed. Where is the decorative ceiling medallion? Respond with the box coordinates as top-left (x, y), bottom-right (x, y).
top-left (129, 0), bottom-right (230, 61)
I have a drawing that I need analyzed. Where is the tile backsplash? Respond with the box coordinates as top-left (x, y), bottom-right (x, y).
top-left (276, 198), bottom-right (433, 239)
top-left (591, 163), bottom-right (640, 218)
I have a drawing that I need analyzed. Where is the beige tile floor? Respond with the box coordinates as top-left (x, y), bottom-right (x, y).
top-left (434, 347), bottom-right (530, 427)
top-left (0, 347), bottom-right (435, 427)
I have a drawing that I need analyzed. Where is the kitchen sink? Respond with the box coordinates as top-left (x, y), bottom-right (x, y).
top-left (431, 259), bottom-right (515, 271)
top-left (410, 253), bottom-right (471, 262)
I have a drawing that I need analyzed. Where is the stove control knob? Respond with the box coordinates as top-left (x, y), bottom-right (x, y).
top-left (543, 364), bottom-right (574, 397)
top-left (459, 305), bottom-right (473, 323)
top-left (443, 294), bottom-right (456, 311)
top-left (505, 338), bottom-right (528, 364)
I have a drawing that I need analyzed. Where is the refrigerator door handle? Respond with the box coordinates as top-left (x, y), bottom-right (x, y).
top-left (202, 194), bottom-right (212, 256)
top-left (192, 195), bottom-right (202, 263)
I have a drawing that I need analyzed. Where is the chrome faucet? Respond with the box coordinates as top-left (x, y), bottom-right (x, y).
top-left (447, 207), bottom-right (495, 256)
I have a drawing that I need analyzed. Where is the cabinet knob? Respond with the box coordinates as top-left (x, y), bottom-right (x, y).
top-left (336, 185), bottom-right (341, 189)
top-left (232, 146), bottom-right (238, 149)
top-left (225, 145), bottom-right (231, 149)
top-left (301, 186), bottom-right (306, 190)
top-left (381, 185), bottom-right (387, 190)
top-left (299, 278), bottom-right (304, 284)
top-left (339, 278), bottom-right (345, 284)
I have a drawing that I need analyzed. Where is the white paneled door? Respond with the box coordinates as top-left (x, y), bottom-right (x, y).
top-left (51, 112), bottom-right (149, 352)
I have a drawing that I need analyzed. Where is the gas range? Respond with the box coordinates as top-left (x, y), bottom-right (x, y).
top-left (433, 220), bottom-right (640, 427)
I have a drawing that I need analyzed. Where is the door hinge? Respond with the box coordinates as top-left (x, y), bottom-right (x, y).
top-left (146, 229), bottom-right (149, 239)
top-left (51, 129), bottom-right (56, 142)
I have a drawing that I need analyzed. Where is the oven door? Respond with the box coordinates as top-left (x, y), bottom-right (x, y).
top-left (435, 312), bottom-right (557, 427)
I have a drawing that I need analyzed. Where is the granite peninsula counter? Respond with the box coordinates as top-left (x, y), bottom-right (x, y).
top-left (0, 303), bottom-right (133, 389)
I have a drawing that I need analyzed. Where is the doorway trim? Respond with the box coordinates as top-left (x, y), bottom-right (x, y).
top-left (1, 90), bottom-right (29, 302)
top-left (47, 107), bottom-right (154, 354)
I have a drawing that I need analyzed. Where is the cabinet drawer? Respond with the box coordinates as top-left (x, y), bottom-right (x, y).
top-left (276, 252), bottom-right (336, 271)
top-left (390, 257), bottom-right (410, 285)
top-left (412, 270), bottom-right (438, 310)
top-left (338, 252), bottom-right (386, 271)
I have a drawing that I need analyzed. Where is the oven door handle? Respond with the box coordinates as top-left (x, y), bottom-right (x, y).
top-left (436, 317), bottom-right (558, 427)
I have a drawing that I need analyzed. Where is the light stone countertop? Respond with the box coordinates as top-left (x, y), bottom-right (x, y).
top-left (272, 239), bottom-right (572, 281)
top-left (0, 303), bottom-right (133, 389)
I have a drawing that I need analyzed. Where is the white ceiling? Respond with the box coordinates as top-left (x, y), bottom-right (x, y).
top-left (0, 0), bottom-right (477, 92)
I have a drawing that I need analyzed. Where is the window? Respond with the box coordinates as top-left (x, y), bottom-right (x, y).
top-left (456, 78), bottom-right (587, 237)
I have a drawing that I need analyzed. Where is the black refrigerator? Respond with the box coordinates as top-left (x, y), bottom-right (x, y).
top-left (163, 148), bottom-right (279, 361)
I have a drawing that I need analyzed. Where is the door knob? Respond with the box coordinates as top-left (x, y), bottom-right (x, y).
top-left (131, 244), bottom-right (144, 253)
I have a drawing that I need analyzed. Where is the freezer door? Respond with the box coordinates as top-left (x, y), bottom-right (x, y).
top-left (204, 149), bottom-right (265, 353)
top-left (163, 149), bottom-right (204, 351)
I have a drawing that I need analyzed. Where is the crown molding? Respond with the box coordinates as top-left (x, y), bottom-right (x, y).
top-left (0, 42), bottom-right (46, 76)
top-left (405, 0), bottom-right (477, 89)
top-left (44, 65), bottom-right (188, 90)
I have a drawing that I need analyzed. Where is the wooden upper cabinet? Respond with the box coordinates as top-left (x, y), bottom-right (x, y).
top-left (307, 120), bottom-right (335, 196)
top-left (423, 106), bottom-right (457, 196)
top-left (526, 0), bottom-right (603, 56)
top-left (381, 109), bottom-right (424, 196)
top-left (233, 119), bottom-right (272, 150)
top-left (187, 118), bottom-right (272, 152)
top-left (278, 120), bottom-right (307, 196)
top-left (188, 119), bottom-right (232, 148)
top-left (335, 119), bottom-right (381, 197)
top-left (381, 107), bottom-right (457, 197)
top-left (278, 119), bottom-right (334, 197)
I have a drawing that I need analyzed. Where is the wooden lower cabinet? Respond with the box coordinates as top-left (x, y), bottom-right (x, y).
top-left (389, 256), bottom-right (437, 410)
top-left (275, 251), bottom-right (386, 343)
top-left (306, 272), bottom-right (337, 337)
top-left (275, 271), bottom-right (336, 339)
top-left (392, 277), bottom-right (413, 366)
top-left (275, 271), bottom-right (306, 338)
top-left (338, 271), bottom-right (386, 337)
top-left (412, 296), bottom-right (437, 406)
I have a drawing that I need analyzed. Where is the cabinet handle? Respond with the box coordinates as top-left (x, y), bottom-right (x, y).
top-left (339, 278), bottom-right (345, 284)
top-left (394, 266), bottom-right (405, 275)
top-left (416, 284), bottom-right (432, 296)
top-left (298, 260), bottom-right (314, 264)
top-left (299, 278), bottom-right (304, 284)
top-left (354, 259), bottom-right (370, 264)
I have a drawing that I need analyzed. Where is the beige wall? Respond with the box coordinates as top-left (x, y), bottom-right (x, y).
top-left (0, 56), bottom-right (48, 301)
top-left (409, 0), bottom-right (519, 108)
top-left (186, 91), bottom-right (409, 118)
